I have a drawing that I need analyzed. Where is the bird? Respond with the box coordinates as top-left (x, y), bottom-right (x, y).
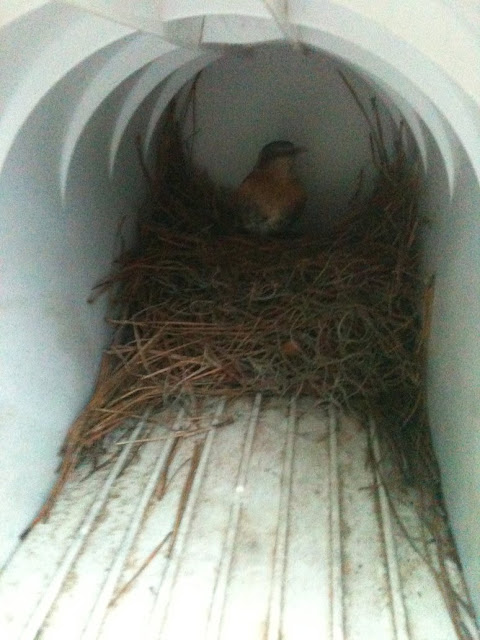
top-left (234, 140), bottom-right (307, 236)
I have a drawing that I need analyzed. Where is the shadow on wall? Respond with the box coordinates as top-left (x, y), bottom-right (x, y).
top-left (425, 135), bottom-right (480, 603)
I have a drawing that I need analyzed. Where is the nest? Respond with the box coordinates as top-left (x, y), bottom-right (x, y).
top-left (36, 91), bottom-right (441, 517)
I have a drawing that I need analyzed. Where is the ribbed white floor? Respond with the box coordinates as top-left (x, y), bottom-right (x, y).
top-left (0, 396), bottom-right (477, 640)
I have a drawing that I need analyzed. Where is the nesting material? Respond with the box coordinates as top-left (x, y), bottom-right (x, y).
top-left (38, 94), bottom-right (434, 518)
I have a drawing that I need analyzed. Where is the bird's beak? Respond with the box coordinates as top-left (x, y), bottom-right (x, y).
top-left (293, 146), bottom-right (307, 155)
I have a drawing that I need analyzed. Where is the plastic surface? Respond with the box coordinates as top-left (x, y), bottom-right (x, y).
top-left (1, 398), bottom-right (476, 640)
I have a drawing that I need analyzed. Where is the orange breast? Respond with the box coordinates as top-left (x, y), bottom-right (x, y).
top-left (236, 169), bottom-right (306, 227)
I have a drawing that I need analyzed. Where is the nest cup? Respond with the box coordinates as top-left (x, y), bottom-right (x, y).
top-left (45, 78), bottom-right (432, 501)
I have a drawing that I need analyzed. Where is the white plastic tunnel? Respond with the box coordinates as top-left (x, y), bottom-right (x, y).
top-left (0, 0), bottom-right (479, 621)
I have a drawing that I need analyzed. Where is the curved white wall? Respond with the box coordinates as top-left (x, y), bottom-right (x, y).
top-left (0, 0), bottom-right (479, 619)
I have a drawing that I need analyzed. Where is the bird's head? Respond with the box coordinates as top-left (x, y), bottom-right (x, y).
top-left (257, 140), bottom-right (306, 170)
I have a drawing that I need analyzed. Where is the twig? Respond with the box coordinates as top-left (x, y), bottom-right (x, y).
top-left (109, 531), bottom-right (172, 606)
top-left (168, 442), bottom-right (203, 557)
top-left (155, 437), bottom-right (180, 500)
top-left (116, 416), bottom-right (235, 446)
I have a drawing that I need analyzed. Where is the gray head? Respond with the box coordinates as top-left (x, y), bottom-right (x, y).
top-left (257, 140), bottom-right (306, 167)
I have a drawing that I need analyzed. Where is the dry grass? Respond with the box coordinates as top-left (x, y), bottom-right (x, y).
top-left (36, 90), bottom-right (433, 515)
